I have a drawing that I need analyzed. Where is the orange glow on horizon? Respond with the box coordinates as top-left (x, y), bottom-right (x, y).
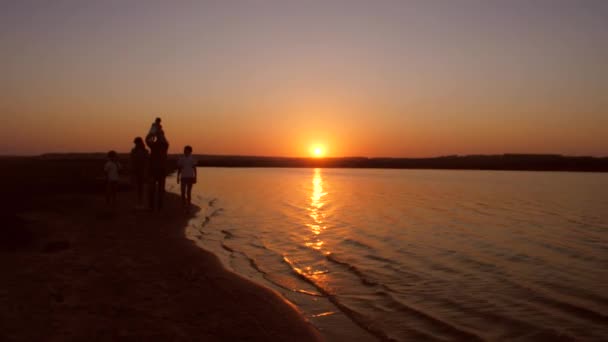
top-left (1, 2), bottom-right (606, 157)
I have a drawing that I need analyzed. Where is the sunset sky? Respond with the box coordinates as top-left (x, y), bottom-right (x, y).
top-left (1, 1), bottom-right (607, 157)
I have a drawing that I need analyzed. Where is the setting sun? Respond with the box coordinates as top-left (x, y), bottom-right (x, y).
top-left (311, 145), bottom-right (326, 158)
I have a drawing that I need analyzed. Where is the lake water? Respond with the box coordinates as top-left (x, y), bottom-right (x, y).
top-left (168, 168), bottom-right (608, 341)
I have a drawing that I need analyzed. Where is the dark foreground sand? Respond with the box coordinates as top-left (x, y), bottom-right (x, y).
top-left (0, 157), bottom-right (320, 341)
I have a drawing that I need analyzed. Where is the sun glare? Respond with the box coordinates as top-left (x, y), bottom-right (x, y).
top-left (311, 145), bottom-right (326, 158)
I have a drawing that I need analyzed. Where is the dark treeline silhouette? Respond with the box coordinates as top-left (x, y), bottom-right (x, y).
top-left (34, 153), bottom-right (608, 172)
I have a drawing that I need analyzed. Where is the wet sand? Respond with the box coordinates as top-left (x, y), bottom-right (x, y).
top-left (0, 157), bottom-right (320, 341)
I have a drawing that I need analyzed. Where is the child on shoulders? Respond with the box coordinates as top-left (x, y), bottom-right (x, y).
top-left (146, 117), bottom-right (163, 143)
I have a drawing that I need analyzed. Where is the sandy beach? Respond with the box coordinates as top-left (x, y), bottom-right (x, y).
top-left (0, 157), bottom-right (320, 341)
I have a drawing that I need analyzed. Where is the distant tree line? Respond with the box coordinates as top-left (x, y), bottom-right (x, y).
top-left (38, 153), bottom-right (608, 172)
top-left (193, 154), bottom-right (608, 172)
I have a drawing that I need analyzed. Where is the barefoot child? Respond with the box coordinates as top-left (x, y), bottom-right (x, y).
top-left (104, 150), bottom-right (121, 206)
top-left (177, 145), bottom-right (197, 211)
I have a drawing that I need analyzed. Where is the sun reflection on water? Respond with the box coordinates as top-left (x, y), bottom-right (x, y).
top-left (299, 168), bottom-right (334, 287)
top-left (306, 168), bottom-right (328, 251)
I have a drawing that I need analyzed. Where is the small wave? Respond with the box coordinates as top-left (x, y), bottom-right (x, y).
top-left (534, 291), bottom-right (608, 324)
top-left (506, 252), bottom-right (533, 263)
top-left (326, 253), bottom-right (424, 294)
top-left (219, 242), bottom-right (324, 298)
top-left (220, 242), bottom-right (234, 253)
top-left (374, 290), bottom-right (484, 341)
top-left (281, 255), bottom-right (398, 341)
top-left (209, 208), bottom-right (224, 217)
top-left (296, 289), bottom-right (323, 297)
top-left (536, 280), bottom-right (608, 310)
top-left (340, 238), bottom-right (373, 250)
top-left (310, 311), bottom-right (336, 318)
top-left (498, 276), bottom-right (608, 326)
top-left (531, 240), bottom-right (601, 264)
top-left (454, 254), bottom-right (499, 273)
top-left (221, 229), bottom-right (234, 239)
top-left (325, 253), bottom-right (380, 287)
top-left (283, 255), bottom-right (484, 341)
top-left (249, 242), bottom-right (269, 251)
top-left (414, 294), bottom-right (539, 340)
top-left (519, 328), bottom-right (575, 341)
top-left (245, 254), bottom-right (266, 275)
top-left (365, 254), bottom-right (399, 265)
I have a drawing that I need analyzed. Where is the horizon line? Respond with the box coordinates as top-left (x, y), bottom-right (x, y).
top-left (2, 152), bottom-right (607, 159)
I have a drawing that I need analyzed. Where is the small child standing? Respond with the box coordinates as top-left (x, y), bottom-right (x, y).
top-left (146, 117), bottom-right (162, 143)
top-left (177, 145), bottom-right (197, 212)
top-left (104, 150), bottom-right (121, 206)
top-left (146, 118), bottom-right (167, 142)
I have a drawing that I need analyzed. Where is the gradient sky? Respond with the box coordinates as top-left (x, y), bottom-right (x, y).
top-left (1, 0), bottom-right (607, 157)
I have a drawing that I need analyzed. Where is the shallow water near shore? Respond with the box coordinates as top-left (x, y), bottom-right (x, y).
top-left (169, 168), bottom-right (608, 341)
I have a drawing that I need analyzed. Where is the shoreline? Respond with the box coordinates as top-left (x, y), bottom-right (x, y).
top-left (0, 159), bottom-right (320, 341)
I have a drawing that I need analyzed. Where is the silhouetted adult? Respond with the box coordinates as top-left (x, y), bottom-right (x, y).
top-left (146, 130), bottom-right (169, 211)
top-left (130, 137), bottom-right (149, 209)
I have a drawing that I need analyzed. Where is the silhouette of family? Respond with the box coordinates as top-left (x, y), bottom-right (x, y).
top-left (103, 117), bottom-right (198, 213)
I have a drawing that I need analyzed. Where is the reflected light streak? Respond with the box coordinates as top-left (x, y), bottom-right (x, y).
top-left (303, 168), bottom-right (331, 283)
top-left (308, 168), bottom-right (327, 250)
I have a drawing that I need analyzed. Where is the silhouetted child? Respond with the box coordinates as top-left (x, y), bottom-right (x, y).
top-left (104, 150), bottom-right (121, 206)
top-left (146, 117), bottom-right (170, 146)
top-left (146, 117), bottom-right (162, 142)
top-left (177, 145), bottom-right (197, 212)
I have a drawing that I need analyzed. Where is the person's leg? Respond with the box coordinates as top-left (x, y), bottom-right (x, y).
top-left (148, 179), bottom-right (156, 210)
top-left (180, 179), bottom-right (187, 207)
top-left (113, 182), bottom-right (118, 206)
top-left (136, 176), bottom-right (144, 207)
top-left (105, 181), bottom-right (111, 205)
top-left (186, 182), bottom-right (193, 207)
top-left (158, 176), bottom-right (166, 210)
top-left (110, 181), bottom-right (117, 206)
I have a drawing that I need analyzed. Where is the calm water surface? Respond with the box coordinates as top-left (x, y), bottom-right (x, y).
top-left (168, 168), bottom-right (608, 341)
